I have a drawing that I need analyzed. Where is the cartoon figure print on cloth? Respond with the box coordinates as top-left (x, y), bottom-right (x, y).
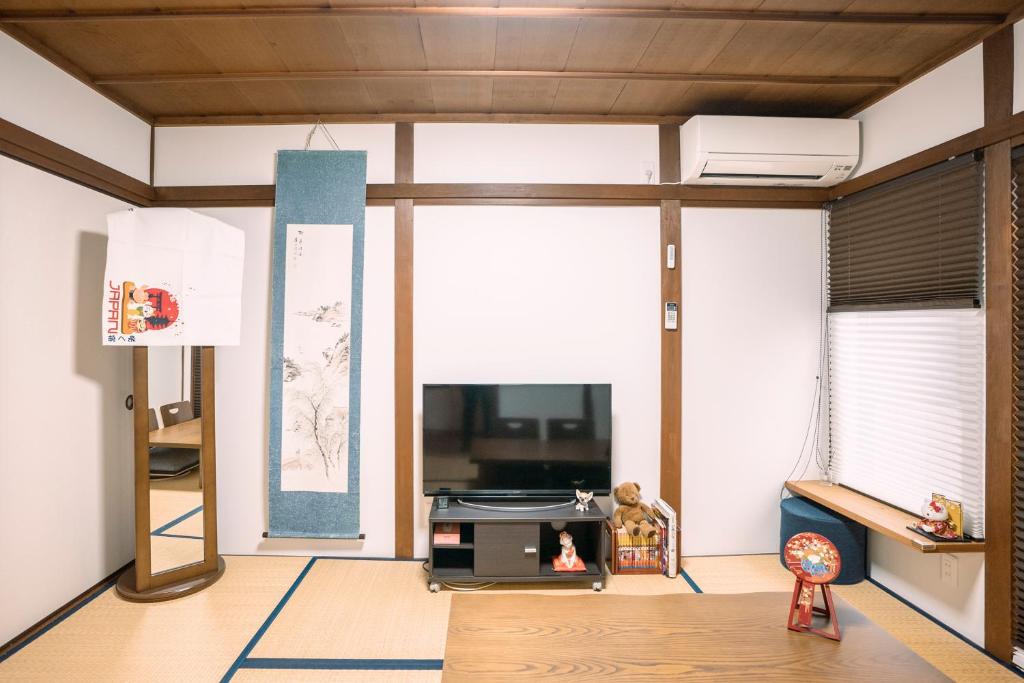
top-left (122, 282), bottom-right (180, 334)
top-left (784, 532), bottom-right (842, 641)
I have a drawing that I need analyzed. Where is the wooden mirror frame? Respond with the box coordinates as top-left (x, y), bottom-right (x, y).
top-left (117, 345), bottom-right (225, 601)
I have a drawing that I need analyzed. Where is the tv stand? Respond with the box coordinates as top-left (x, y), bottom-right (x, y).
top-left (427, 498), bottom-right (607, 593)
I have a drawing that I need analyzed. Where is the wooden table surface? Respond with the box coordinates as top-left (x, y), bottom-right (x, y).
top-left (443, 591), bottom-right (950, 682)
top-left (149, 418), bottom-right (202, 449)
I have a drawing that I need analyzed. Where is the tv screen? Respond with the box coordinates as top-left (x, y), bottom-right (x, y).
top-left (422, 383), bottom-right (612, 496)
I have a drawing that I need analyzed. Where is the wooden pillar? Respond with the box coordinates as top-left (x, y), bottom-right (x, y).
top-left (983, 25), bottom-right (1014, 663)
top-left (659, 124), bottom-right (682, 554)
top-left (394, 122), bottom-right (415, 558)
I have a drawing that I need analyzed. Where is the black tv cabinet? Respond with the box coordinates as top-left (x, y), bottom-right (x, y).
top-left (427, 498), bottom-right (608, 592)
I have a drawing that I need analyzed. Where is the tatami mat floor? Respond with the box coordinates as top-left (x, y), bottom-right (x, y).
top-left (0, 554), bottom-right (1017, 682)
top-left (684, 554), bottom-right (1020, 683)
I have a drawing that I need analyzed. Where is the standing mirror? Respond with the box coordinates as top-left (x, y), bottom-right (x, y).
top-left (117, 346), bottom-right (224, 601)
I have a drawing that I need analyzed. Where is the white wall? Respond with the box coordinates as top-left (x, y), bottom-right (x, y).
top-left (154, 125), bottom-right (396, 186)
top-left (0, 32), bottom-right (151, 182)
top-left (869, 534), bottom-right (985, 645)
top-left (147, 346), bottom-right (186, 425)
top-left (155, 123), bottom-right (823, 563)
top-left (0, 156), bottom-right (134, 646)
top-left (412, 206), bottom-right (661, 556)
top-left (414, 124), bottom-right (660, 184)
top-left (204, 206), bottom-right (396, 558)
top-left (853, 46), bottom-right (984, 177)
top-left (680, 208), bottom-right (822, 556)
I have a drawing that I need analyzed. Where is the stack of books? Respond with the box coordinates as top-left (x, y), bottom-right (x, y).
top-left (612, 526), bottom-right (663, 572)
top-left (652, 498), bottom-right (678, 578)
top-left (608, 498), bottom-right (678, 577)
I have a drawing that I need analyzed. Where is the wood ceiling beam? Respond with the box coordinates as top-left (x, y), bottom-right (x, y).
top-left (96, 70), bottom-right (898, 88)
top-left (0, 116), bottom-right (154, 205)
top-left (154, 113), bottom-right (692, 126)
top-left (0, 6), bottom-right (1004, 25)
top-left (150, 183), bottom-right (828, 208)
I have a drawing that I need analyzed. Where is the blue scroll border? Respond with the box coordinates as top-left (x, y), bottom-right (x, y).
top-left (267, 150), bottom-right (366, 538)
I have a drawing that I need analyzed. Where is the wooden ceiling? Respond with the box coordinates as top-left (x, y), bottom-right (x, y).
top-left (0, 1), bottom-right (1022, 124)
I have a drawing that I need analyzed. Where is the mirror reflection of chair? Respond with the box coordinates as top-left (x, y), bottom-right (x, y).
top-left (547, 418), bottom-right (594, 440)
top-left (494, 417), bottom-right (540, 439)
top-left (160, 400), bottom-right (193, 427)
top-left (147, 408), bottom-right (199, 479)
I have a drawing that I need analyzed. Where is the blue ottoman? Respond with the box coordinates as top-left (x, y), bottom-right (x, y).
top-left (780, 496), bottom-right (866, 585)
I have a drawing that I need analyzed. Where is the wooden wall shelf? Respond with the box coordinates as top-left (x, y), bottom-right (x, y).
top-left (784, 480), bottom-right (986, 554)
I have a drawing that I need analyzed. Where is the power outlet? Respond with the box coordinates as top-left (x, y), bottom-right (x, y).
top-left (940, 554), bottom-right (958, 587)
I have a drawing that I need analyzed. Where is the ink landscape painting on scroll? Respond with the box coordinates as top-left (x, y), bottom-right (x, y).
top-left (280, 223), bottom-right (354, 493)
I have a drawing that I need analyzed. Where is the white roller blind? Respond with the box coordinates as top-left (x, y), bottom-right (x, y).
top-left (828, 308), bottom-right (985, 538)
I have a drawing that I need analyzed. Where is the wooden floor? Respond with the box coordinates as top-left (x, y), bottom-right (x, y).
top-left (0, 554), bottom-right (1015, 682)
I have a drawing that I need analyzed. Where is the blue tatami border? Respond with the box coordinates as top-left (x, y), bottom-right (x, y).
top-left (220, 557), bottom-right (317, 682)
top-left (151, 505), bottom-right (203, 537)
top-left (866, 577), bottom-right (1023, 679)
top-left (0, 574), bottom-right (118, 665)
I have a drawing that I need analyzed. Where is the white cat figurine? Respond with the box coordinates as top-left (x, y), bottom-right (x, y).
top-left (575, 489), bottom-right (593, 512)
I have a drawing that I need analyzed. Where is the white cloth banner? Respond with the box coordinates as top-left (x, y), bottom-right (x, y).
top-left (101, 208), bottom-right (245, 346)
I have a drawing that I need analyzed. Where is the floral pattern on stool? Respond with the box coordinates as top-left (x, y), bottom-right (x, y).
top-left (784, 532), bottom-right (842, 641)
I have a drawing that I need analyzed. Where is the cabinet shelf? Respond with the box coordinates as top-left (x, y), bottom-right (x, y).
top-left (428, 499), bottom-right (608, 590)
top-left (433, 560), bottom-right (601, 582)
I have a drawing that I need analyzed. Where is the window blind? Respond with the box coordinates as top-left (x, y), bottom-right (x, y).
top-left (1011, 147), bottom-right (1024, 648)
top-left (190, 346), bottom-right (202, 418)
top-left (828, 155), bottom-right (984, 311)
top-left (828, 309), bottom-right (985, 539)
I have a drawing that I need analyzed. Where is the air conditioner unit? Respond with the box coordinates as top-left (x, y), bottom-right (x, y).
top-left (680, 115), bottom-right (860, 187)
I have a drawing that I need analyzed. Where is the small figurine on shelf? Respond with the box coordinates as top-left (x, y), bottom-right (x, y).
top-left (913, 495), bottom-right (963, 540)
top-left (552, 531), bottom-right (586, 572)
top-left (575, 489), bottom-right (593, 512)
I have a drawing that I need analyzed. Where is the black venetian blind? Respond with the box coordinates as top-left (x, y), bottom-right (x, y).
top-left (1011, 146), bottom-right (1024, 650)
top-left (191, 346), bottom-right (202, 418)
top-left (828, 154), bottom-right (984, 311)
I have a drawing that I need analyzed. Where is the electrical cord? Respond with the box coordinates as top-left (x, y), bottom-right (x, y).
top-left (781, 207), bottom-right (830, 498)
top-left (421, 559), bottom-right (496, 591)
top-left (440, 581), bottom-right (496, 592)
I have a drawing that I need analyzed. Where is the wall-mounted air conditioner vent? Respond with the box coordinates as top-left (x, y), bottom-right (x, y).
top-left (681, 116), bottom-right (860, 187)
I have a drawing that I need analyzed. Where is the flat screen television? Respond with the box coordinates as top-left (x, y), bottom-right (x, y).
top-left (422, 383), bottom-right (612, 497)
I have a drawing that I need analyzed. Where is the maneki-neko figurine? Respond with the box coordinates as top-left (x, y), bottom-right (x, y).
top-left (784, 532), bottom-right (842, 641)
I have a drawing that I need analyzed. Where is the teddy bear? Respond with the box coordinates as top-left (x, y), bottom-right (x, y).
top-left (612, 481), bottom-right (657, 537)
